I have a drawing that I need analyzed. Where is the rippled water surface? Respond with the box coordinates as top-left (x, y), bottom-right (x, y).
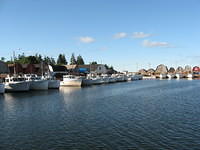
top-left (0, 80), bottom-right (200, 150)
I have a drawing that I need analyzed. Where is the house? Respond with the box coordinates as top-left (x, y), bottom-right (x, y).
top-left (64, 64), bottom-right (108, 74)
top-left (0, 61), bottom-right (9, 78)
top-left (8, 63), bottom-right (49, 75)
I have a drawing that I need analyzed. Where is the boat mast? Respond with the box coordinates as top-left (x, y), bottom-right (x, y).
top-left (13, 51), bottom-right (16, 76)
top-left (41, 61), bottom-right (44, 76)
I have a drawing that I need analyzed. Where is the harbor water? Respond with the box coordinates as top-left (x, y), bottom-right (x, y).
top-left (0, 80), bottom-right (200, 149)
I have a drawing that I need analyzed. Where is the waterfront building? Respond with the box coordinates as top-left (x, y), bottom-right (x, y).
top-left (8, 63), bottom-right (49, 75)
top-left (138, 69), bottom-right (147, 76)
top-left (64, 64), bottom-right (108, 74)
top-left (192, 66), bottom-right (200, 78)
top-left (147, 68), bottom-right (155, 76)
top-left (176, 66), bottom-right (184, 74)
top-left (168, 67), bottom-right (175, 74)
top-left (0, 61), bottom-right (9, 78)
top-left (184, 65), bottom-right (192, 74)
top-left (155, 64), bottom-right (168, 75)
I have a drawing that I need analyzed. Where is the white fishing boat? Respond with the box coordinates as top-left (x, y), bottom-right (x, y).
top-left (116, 75), bottom-right (124, 82)
top-left (175, 73), bottom-right (183, 79)
top-left (48, 79), bottom-right (60, 89)
top-left (167, 74), bottom-right (175, 79)
top-left (108, 77), bottom-right (116, 83)
top-left (101, 74), bottom-right (110, 84)
top-left (102, 77), bottom-right (110, 84)
top-left (187, 73), bottom-right (193, 79)
top-left (44, 76), bottom-right (60, 89)
top-left (24, 74), bottom-right (49, 90)
top-left (61, 75), bottom-right (82, 87)
top-left (91, 77), bottom-right (102, 85)
top-left (132, 74), bottom-right (143, 80)
top-left (4, 76), bottom-right (30, 92)
top-left (0, 83), bottom-right (5, 94)
top-left (159, 74), bottom-right (167, 79)
top-left (82, 78), bottom-right (94, 86)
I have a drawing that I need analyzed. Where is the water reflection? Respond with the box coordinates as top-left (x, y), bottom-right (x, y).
top-left (60, 86), bottom-right (81, 95)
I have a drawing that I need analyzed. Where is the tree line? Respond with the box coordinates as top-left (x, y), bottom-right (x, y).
top-left (1, 53), bottom-right (85, 65)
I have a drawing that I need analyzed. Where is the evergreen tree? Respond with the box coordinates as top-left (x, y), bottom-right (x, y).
top-left (76, 55), bottom-right (85, 65)
top-left (0, 57), bottom-right (5, 62)
top-left (44, 56), bottom-right (56, 65)
top-left (90, 61), bottom-right (97, 65)
top-left (57, 54), bottom-right (67, 65)
top-left (70, 53), bottom-right (77, 65)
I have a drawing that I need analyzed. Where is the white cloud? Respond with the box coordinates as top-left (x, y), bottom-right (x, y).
top-left (113, 32), bottom-right (127, 39)
top-left (133, 32), bottom-right (152, 38)
top-left (79, 36), bottom-right (95, 43)
top-left (142, 40), bottom-right (172, 48)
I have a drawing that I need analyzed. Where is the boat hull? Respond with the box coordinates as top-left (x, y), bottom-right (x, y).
top-left (5, 82), bottom-right (30, 92)
top-left (60, 79), bottom-right (82, 87)
top-left (30, 80), bottom-right (49, 90)
top-left (108, 77), bottom-right (116, 83)
top-left (0, 83), bottom-right (5, 94)
top-left (82, 79), bottom-right (93, 86)
top-left (92, 79), bottom-right (102, 85)
top-left (48, 80), bottom-right (60, 89)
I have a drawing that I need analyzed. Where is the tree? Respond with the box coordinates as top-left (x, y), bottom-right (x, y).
top-left (70, 53), bottom-right (77, 65)
top-left (0, 57), bottom-right (5, 62)
top-left (90, 61), bottom-right (97, 65)
top-left (76, 55), bottom-right (84, 65)
top-left (44, 56), bottom-right (56, 65)
top-left (104, 64), bottom-right (109, 69)
top-left (35, 54), bottom-right (43, 63)
top-left (57, 54), bottom-right (67, 65)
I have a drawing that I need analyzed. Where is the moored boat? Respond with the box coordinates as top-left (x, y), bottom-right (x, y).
top-left (175, 73), bottom-right (183, 79)
top-left (167, 74), bottom-right (175, 79)
top-left (45, 76), bottom-right (60, 89)
top-left (25, 74), bottom-right (49, 90)
top-left (187, 73), bottom-right (193, 79)
top-left (82, 78), bottom-right (94, 86)
top-left (5, 76), bottom-right (30, 92)
top-left (48, 79), bottom-right (60, 89)
top-left (61, 75), bottom-right (82, 87)
top-left (159, 74), bottom-right (167, 79)
top-left (132, 74), bottom-right (143, 80)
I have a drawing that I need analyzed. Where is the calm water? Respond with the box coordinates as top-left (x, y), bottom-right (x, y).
top-left (0, 80), bottom-right (200, 150)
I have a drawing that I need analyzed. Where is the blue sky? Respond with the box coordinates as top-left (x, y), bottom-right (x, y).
top-left (0, 0), bottom-right (200, 71)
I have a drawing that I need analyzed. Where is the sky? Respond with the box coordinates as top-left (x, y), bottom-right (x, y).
top-left (0, 0), bottom-right (200, 71)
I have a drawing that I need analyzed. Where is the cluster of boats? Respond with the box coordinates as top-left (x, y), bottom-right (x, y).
top-left (158, 73), bottom-right (193, 79)
top-left (142, 73), bottom-right (195, 80)
top-left (0, 74), bottom-right (60, 94)
top-left (0, 73), bottom-right (143, 94)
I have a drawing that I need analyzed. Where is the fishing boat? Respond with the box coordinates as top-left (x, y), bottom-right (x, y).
top-left (4, 76), bottom-right (30, 92)
top-left (48, 78), bottom-right (60, 89)
top-left (175, 73), bottom-right (183, 79)
top-left (45, 76), bottom-right (60, 89)
top-left (167, 74), bottom-right (175, 79)
top-left (159, 74), bottom-right (167, 79)
top-left (82, 78), bottom-right (94, 86)
top-left (61, 75), bottom-right (82, 87)
top-left (187, 73), bottom-right (193, 79)
top-left (0, 83), bottom-right (5, 94)
top-left (90, 77), bottom-right (102, 85)
top-left (101, 74), bottom-right (110, 84)
top-left (24, 74), bottom-right (49, 90)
